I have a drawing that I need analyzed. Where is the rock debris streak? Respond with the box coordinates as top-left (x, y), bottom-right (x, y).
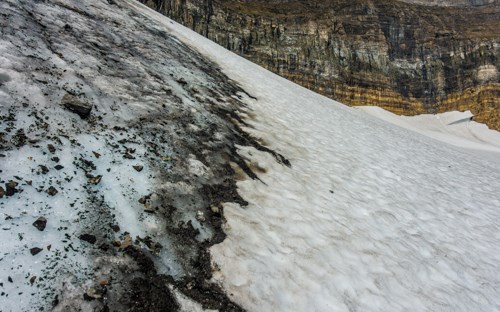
top-left (0, 0), bottom-right (283, 310)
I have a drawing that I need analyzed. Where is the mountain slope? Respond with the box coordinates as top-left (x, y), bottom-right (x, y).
top-left (0, 0), bottom-right (269, 310)
top-left (139, 0), bottom-right (500, 131)
top-left (1, 0), bottom-right (500, 311)
top-left (132, 1), bottom-right (500, 311)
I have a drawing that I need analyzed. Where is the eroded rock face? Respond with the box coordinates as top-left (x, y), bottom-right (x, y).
top-left (140, 0), bottom-right (500, 130)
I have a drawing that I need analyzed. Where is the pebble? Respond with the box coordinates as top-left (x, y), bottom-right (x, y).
top-left (33, 217), bottom-right (47, 231)
top-left (30, 247), bottom-right (43, 256)
top-left (47, 144), bottom-right (56, 154)
top-left (88, 175), bottom-right (102, 185)
top-left (38, 165), bottom-right (49, 174)
top-left (79, 234), bottom-right (97, 244)
top-left (47, 186), bottom-right (58, 196)
top-left (210, 205), bottom-right (220, 214)
top-left (5, 181), bottom-right (19, 196)
top-left (123, 153), bottom-right (135, 159)
top-left (196, 211), bottom-right (205, 222)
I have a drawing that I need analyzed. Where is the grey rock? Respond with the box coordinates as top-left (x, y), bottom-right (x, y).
top-left (61, 93), bottom-right (93, 119)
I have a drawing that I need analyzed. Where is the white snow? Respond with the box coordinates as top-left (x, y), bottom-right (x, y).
top-left (126, 1), bottom-right (500, 311)
top-left (1, 0), bottom-right (500, 310)
top-left (357, 106), bottom-right (500, 160)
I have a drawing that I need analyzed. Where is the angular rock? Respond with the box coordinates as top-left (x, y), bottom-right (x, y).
top-left (61, 93), bottom-right (92, 119)
top-left (5, 181), bottom-right (18, 196)
top-left (47, 186), bottom-right (58, 196)
top-left (79, 233), bottom-right (97, 244)
top-left (132, 165), bottom-right (143, 172)
top-left (123, 153), bottom-right (135, 160)
top-left (33, 217), bottom-right (47, 231)
top-left (38, 165), bottom-right (49, 174)
top-left (88, 175), bottom-right (102, 185)
top-left (210, 205), bottom-right (220, 215)
top-left (47, 144), bottom-right (56, 154)
top-left (30, 247), bottom-right (43, 256)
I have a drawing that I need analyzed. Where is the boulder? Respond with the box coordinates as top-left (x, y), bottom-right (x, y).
top-left (61, 93), bottom-right (93, 119)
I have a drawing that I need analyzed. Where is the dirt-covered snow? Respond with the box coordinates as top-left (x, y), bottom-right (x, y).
top-left (1, 0), bottom-right (500, 311)
top-left (0, 0), bottom-right (273, 310)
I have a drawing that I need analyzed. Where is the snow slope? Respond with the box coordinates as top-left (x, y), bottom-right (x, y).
top-left (0, 0), bottom-right (256, 310)
top-left (126, 1), bottom-right (500, 311)
top-left (1, 0), bottom-right (500, 311)
top-left (358, 106), bottom-right (500, 159)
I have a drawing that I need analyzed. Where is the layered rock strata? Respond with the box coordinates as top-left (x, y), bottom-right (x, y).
top-left (140, 0), bottom-right (500, 130)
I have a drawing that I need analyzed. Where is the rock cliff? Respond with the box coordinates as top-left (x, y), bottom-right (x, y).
top-left (140, 0), bottom-right (500, 130)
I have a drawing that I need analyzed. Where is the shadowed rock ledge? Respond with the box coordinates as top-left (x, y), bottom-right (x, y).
top-left (139, 0), bottom-right (500, 130)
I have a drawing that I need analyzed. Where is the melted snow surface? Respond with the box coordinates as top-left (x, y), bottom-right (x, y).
top-left (126, 1), bottom-right (500, 311)
top-left (0, 0), bottom-right (255, 309)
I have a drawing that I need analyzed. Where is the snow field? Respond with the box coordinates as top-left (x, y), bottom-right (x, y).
top-left (127, 1), bottom-right (500, 310)
top-left (1, 0), bottom-right (499, 310)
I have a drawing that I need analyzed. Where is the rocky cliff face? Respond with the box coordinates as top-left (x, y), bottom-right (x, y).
top-left (140, 0), bottom-right (500, 130)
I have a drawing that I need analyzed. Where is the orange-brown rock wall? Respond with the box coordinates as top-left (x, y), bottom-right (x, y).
top-left (140, 0), bottom-right (500, 130)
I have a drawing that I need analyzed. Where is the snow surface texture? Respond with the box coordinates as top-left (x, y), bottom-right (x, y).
top-left (126, 1), bottom-right (500, 311)
top-left (1, 0), bottom-right (500, 311)
top-left (358, 107), bottom-right (500, 162)
top-left (0, 0), bottom-right (260, 310)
